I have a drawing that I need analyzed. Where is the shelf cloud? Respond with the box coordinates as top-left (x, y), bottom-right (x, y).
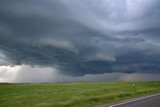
top-left (0, 0), bottom-right (160, 79)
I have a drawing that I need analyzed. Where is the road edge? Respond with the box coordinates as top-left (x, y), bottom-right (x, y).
top-left (97, 93), bottom-right (160, 107)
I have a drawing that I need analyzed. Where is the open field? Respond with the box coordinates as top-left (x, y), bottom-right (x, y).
top-left (0, 81), bottom-right (160, 107)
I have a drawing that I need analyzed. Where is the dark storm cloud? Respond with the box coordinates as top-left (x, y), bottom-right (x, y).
top-left (0, 0), bottom-right (160, 75)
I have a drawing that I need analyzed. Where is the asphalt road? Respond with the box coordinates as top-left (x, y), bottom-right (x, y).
top-left (108, 93), bottom-right (160, 107)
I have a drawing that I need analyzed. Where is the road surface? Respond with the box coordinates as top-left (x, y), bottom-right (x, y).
top-left (104, 93), bottom-right (160, 107)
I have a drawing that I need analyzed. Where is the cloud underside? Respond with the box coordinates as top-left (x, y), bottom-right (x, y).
top-left (0, 0), bottom-right (160, 76)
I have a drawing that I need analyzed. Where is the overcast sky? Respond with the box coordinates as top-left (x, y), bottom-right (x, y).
top-left (0, 0), bottom-right (160, 82)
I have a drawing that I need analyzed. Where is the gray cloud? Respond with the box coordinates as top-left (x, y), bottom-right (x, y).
top-left (0, 0), bottom-right (160, 76)
top-left (1, 65), bottom-right (160, 83)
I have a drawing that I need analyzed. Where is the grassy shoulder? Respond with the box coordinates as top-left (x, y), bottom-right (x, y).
top-left (0, 81), bottom-right (160, 107)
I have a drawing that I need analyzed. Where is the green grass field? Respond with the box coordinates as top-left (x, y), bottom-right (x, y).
top-left (0, 81), bottom-right (160, 107)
